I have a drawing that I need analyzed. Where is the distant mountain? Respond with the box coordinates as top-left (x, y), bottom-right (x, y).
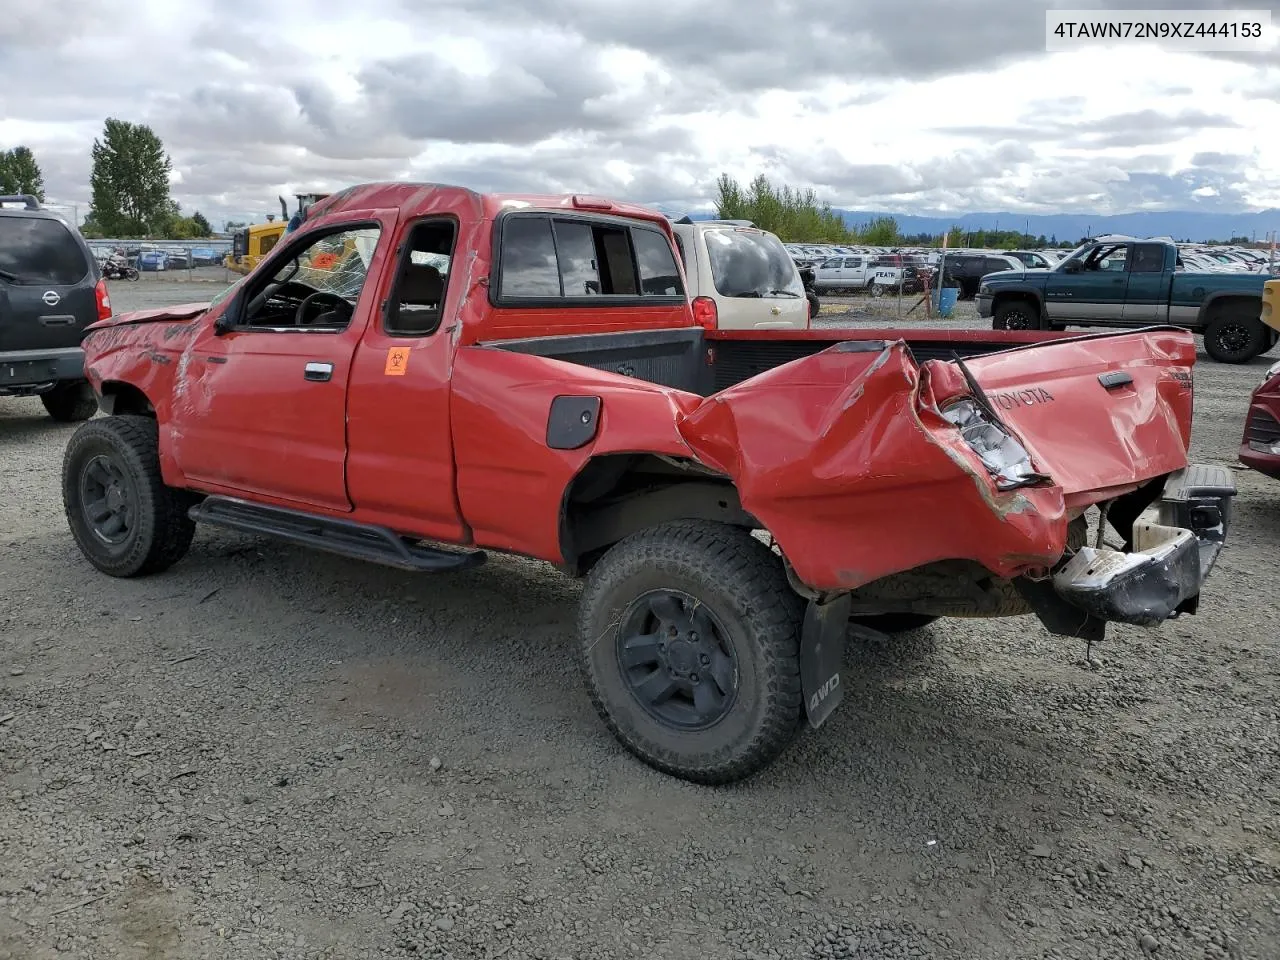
top-left (835, 209), bottom-right (1280, 244)
top-left (676, 208), bottom-right (1280, 243)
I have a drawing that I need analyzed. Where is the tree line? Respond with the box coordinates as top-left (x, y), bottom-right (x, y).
top-left (2, 118), bottom-right (212, 239)
top-left (714, 174), bottom-right (1073, 248)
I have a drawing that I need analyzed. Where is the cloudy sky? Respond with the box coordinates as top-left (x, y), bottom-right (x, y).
top-left (2, 0), bottom-right (1278, 230)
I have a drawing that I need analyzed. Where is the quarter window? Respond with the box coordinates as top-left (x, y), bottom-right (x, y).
top-left (498, 217), bottom-right (560, 297)
top-left (497, 214), bottom-right (684, 302)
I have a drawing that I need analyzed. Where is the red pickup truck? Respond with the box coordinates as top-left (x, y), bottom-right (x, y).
top-left (63, 182), bottom-right (1235, 784)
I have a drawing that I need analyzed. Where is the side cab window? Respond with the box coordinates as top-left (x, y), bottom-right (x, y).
top-left (494, 213), bottom-right (685, 305)
top-left (226, 222), bottom-right (383, 332)
top-left (1130, 243), bottom-right (1166, 273)
top-left (383, 218), bottom-right (458, 337)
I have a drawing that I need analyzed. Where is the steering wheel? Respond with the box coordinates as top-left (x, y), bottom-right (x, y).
top-left (295, 291), bottom-right (352, 326)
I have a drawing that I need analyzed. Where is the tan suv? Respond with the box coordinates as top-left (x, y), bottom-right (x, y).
top-left (670, 218), bottom-right (810, 329)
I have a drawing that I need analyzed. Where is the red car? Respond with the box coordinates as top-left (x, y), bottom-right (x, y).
top-left (1240, 359), bottom-right (1280, 478)
top-left (62, 182), bottom-right (1235, 784)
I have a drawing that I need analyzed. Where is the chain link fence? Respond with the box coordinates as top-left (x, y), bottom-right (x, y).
top-left (87, 239), bottom-right (238, 283)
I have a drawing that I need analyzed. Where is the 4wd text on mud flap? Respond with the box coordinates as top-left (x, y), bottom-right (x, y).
top-left (809, 673), bottom-right (840, 713)
top-left (990, 387), bottom-right (1055, 410)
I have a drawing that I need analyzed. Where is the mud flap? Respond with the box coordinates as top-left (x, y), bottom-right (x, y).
top-left (800, 593), bottom-right (850, 729)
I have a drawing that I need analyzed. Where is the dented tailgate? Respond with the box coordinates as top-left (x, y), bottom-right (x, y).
top-left (950, 329), bottom-right (1195, 498)
top-left (676, 329), bottom-right (1198, 594)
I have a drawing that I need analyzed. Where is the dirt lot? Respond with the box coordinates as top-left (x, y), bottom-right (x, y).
top-left (2, 280), bottom-right (1278, 960)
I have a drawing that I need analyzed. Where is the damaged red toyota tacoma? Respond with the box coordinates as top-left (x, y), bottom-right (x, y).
top-left (63, 182), bottom-right (1235, 784)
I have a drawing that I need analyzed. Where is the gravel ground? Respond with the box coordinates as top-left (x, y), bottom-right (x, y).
top-left (2, 281), bottom-right (1278, 960)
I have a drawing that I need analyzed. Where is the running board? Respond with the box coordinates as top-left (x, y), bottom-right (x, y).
top-left (188, 496), bottom-right (486, 573)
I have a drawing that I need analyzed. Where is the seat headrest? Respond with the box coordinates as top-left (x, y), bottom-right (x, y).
top-left (399, 263), bottom-right (444, 304)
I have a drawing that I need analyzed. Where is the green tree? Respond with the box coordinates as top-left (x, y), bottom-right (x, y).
top-left (712, 173), bottom-right (854, 243)
top-left (860, 216), bottom-right (899, 246)
top-left (0, 145), bottom-right (46, 200)
top-left (88, 117), bottom-right (173, 236)
top-left (191, 210), bottom-right (211, 236)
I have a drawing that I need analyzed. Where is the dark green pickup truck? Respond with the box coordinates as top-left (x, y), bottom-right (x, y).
top-left (976, 237), bottom-right (1276, 363)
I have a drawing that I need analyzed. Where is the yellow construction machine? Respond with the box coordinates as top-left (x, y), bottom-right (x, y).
top-left (223, 193), bottom-right (330, 275)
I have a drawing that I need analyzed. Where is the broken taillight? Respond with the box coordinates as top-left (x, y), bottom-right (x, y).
top-left (94, 278), bottom-right (112, 321)
top-left (692, 296), bottom-right (718, 329)
top-left (942, 399), bottom-right (1047, 491)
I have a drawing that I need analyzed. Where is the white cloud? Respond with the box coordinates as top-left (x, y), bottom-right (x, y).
top-left (1, 0), bottom-right (1278, 230)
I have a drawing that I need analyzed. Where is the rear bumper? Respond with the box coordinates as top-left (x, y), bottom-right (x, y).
top-left (0, 347), bottom-right (86, 393)
top-left (1051, 464), bottom-right (1234, 626)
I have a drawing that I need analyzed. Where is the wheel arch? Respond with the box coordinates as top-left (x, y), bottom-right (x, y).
top-left (991, 288), bottom-right (1043, 315)
top-left (97, 380), bottom-right (157, 417)
top-left (558, 452), bottom-right (758, 576)
top-left (1197, 292), bottom-right (1262, 326)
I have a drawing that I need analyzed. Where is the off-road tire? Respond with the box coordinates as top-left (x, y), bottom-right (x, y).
top-left (62, 415), bottom-right (197, 577)
top-left (806, 291), bottom-right (820, 320)
top-left (850, 613), bottom-right (939, 634)
top-left (577, 520), bottom-right (804, 784)
top-left (1203, 311), bottom-right (1267, 364)
top-left (41, 381), bottom-right (99, 422)
top-left (993, 299), bottom-right (1040, 331)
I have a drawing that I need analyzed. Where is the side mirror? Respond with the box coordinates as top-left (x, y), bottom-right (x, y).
top-left (1062, 260), bottom-right (1082, 273)
top-left (213, 311), bottom-right (235, 335)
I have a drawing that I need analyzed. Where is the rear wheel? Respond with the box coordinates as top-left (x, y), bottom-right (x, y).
top-left (993, 299), bottom-right (1040, 331)
top-left (62, 415), bottom-right (197, 577)
top-left (41, 381), bottom-right (99, 422)
top-left (869, 282), bottom-right (887, 298)
top-left (1203, 312), bottom-right (1267, 364)
top-left (577, 520), bottom-right (804, 784)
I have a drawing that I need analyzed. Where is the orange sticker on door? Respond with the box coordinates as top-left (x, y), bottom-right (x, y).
top-left (384, 347), bottom-right (410, 376)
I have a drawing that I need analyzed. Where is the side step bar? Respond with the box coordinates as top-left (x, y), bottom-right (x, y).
top-left (188, 496), bottom-right (486, 573)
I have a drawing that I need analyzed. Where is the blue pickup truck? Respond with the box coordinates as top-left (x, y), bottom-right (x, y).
top-left (977, 236), bottom-right (1276, 363)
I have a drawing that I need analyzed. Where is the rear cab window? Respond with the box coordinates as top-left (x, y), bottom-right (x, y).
top-left (701, 227), bottom-right (803, 300)
top-left (495, 212), bottom-right (685, 304)
top-left (0, 216), bottom-right (90, 285)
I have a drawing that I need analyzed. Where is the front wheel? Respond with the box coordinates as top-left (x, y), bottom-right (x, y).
top-left (993, 300), bottom-right (1040, 331)
top-left (869, 282), bottom-right (887, 298)
top-left (806, 291), bottom-right (820, 320)
top-left (577, 521), bottom-right (804, 784)
top-left (62, 415), bottom-right (197, 577)
top-left (1203, 313), bottom-right (1267, 364)
top-left (125, 267), bottom-right (139, 281)
top-left (41, 381), bottom-right (99, 422)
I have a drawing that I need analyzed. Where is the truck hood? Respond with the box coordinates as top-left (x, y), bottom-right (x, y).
top-left (86, 302), bottom-right (211, 332)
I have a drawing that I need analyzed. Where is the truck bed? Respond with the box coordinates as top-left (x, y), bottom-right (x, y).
top-left (489, 326), bottom-right (1083, 395)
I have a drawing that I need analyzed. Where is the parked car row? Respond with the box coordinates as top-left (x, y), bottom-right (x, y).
top-left (87, 243), bottom-right (225, 271)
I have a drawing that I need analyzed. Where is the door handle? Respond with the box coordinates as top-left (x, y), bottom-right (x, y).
top-left (304, 361), bottom-right (333, 382)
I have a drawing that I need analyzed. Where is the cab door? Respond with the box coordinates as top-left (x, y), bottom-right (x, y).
top-left (170, 211), bottom-right (399, 511)
top-left (1121, 242), bottom-right (1171, 323)
top-left (1044, 243), bottom-right (1130, 322)
top-left (344, 210), bottom-right (473, 543)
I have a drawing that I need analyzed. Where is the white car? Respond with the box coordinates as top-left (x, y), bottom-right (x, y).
top-left (814, 254), bottom-right (872, 291)
top-left (670, 218), bottom-right (811, 329)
